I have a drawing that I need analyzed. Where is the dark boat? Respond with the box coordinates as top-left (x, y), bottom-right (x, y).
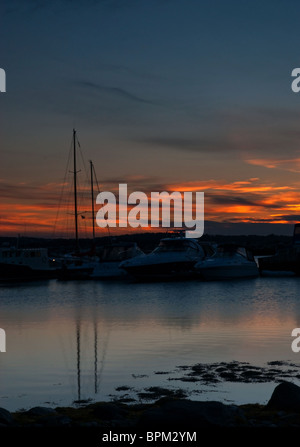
top-left (120, 235), bottom-right (214, 281)
top-left (195, 244), bottom-right (259, 280)
top-left (0, 246), bottom-right (59, 281)
top-left (91, 241), bottom-right (144, 279)
top-left (258, 224), bottom-right (300, 276)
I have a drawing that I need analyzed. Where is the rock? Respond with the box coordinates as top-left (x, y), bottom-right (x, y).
top-left (25, 407), bottom-right (68, 427)
top-left (79, 421), bottom-right (100, 428)
top-left (50, 416), bottom-right (72, 427)
top-left (0, 408), bottom-right (13, 425)
top-left (91, 403), bottom-right (126, 421)
top-left (267, 382), bottom-right (300, 411)
top-left (27, 407), bottom-right (57, 416)
top-left (137, 398), bottom-right (248, 429)
top-left (277, 413), bottom-right (300, 426)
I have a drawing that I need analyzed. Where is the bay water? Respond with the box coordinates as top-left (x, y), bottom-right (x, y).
top-left (0, 276), bottom-right (300, 411)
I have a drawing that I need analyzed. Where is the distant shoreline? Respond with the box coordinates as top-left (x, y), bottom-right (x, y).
top-left (0, 232), bottom-right (293, 257)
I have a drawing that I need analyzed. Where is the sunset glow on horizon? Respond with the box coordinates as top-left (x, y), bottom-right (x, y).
top-left (1, 173), bottom-right (300, 237)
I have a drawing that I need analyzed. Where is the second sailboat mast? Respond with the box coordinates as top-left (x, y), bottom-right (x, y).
top-left (90, 160), bottom-right (95, 240)
top-left (73, 129), bottom-right (79, 252)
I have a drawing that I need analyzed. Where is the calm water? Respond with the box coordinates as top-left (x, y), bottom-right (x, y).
top-left (1, 276), bottom-right (300, 411)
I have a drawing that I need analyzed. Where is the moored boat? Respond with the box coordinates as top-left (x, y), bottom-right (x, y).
top-left (57, 253), bottom-right (96, 280)
top-left (195, 244), bottom-right (259, 280)
top-left (120, 236), bottom-right (213, 281)
top-left (91, 241), bottom-right (144, 279)
top-left (258, 224), bottom-right (300, 276)
top-left (0, 246), bottom-right (59, 281)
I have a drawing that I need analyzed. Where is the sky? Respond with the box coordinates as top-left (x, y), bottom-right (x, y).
top-left (1, 0), bottom-right (300, 237)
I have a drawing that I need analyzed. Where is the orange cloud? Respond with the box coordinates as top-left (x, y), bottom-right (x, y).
top-left (168, 178), bottom-right (293, 193)
top-left (246, 157), bottom-right (300, 172)
top-left (1, 176), bottom-right (300, 237)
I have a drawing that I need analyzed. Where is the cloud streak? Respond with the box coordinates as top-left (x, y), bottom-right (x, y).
top-left (139, 136), bottom-right (238, 154)
top-left (246, 157), bottom-right (300, 173)
top-left (78, 80), bottom-right (156, 105)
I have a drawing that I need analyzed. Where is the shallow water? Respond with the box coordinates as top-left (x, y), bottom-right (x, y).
top-left (0, 276), bottom-right (300, 411)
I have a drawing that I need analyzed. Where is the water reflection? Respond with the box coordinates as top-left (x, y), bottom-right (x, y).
top-left (0, 277), bottom-right (300, 410)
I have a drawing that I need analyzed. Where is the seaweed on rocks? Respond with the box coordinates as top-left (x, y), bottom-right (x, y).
top-left (172, 360), bottom-right (300, 384)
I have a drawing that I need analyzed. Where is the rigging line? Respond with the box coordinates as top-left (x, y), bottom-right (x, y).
top-left (75, 134), bottom-right (93, 233)
top-left (92, 164), bottom-right (101, 194)
top-left (52, 139), bottom-right (73, 238)
top-left (68, 135), bottom-right (87, 240)
top-left (82, 211), bottom-right (89, 238)
top-left (92, 162), bottom-right (112, 239)
top-left (76, 133), bottom-right (89, 182)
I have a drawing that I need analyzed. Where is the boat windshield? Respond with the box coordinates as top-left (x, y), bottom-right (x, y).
top-left (154, 239), bottom-right (198, 253)
top-left (216, 245), bottom-right (254, 260)
top-left (100, 245), bottom-right (141, 262)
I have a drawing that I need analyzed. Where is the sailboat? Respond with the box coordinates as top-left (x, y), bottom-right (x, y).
top-left (57, 130), bottom-right (98, 280)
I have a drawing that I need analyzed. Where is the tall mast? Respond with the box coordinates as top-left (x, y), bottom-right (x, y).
top-left (73, 129), bottom-right (79, 252)
top-left (90, 160), bottom-right (95, 240)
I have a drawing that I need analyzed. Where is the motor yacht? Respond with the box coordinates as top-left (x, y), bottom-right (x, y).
top-left (120, 236), bottom-right (212, 281)
top-left (195, 244), bottom-right (259, 280)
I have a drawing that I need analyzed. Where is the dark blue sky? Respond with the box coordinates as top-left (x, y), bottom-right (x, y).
top-left (1, 0), bottom-right (300, 236)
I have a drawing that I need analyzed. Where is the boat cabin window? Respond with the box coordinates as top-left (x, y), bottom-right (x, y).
top-left (216, 245), bottom-right (254, 261)
top-left (154, 239), bottom-right (199, 253)
top-left (100, 245), bottom-right (137, 262)
top-left (217, 245), bottom-right (239, 256)
top-left (2, 250), bottom-right (16, 258)
top-left (200, 244), bottom-right (215, 257)
top-left (236, 247), bottom-right (247, 258)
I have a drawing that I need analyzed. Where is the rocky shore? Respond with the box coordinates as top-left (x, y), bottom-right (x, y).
top-left (1, 381), bottom-right (300, 430)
